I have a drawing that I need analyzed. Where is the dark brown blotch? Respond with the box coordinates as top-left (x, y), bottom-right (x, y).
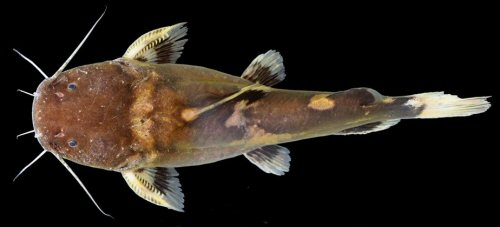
top-left (234, 89), bottom-right (267, 105)
top-left (338, 122), bottom-right (381, 134)
top-left (346, 88), bottom-right (379, 106)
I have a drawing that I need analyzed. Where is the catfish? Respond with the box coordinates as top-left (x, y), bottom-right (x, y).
top-left (14, 10), bottom-right (490, 216)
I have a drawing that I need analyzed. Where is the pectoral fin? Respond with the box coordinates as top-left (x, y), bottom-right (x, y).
top-left (244, 145), bottom-right (291, 176)
top-left (123, 23), bottom-right (188, 64)
top-left (335, 119), bottom-right (400, 135)
top-left (241, 50), bottom-right (286, 86)
top-left (122, 167), bottom-right (184, 212)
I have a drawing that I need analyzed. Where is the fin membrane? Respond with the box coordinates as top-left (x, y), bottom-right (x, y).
top-left (244, 145), bottom-right (291, 176)
top-left (123, 22), bottom-right (188, 64)
top-left (122, 167), bottom-right (184, 212)
top-left (409, 92), bottom-right (491, 119)
top-left (241, 50), bottom-right (286, 86)
top-left (335, 119), bottom-right (400, 135)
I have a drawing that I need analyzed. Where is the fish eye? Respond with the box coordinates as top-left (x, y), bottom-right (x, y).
top-left (68, 83), bottom-right (77, 91)
top-left (68, 139), bottom-right (78, 148)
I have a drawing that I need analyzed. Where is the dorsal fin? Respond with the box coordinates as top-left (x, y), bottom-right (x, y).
top-left (335, 119), bottom-right (401, 135)
top-left (244, 145), bottom-right (291, 176)
top-left (122, 167), bottom-right (184, 212)
top-left (241, 50), bottom-right (286, 86)
top-left (123, 22), bottom-right (188, 64)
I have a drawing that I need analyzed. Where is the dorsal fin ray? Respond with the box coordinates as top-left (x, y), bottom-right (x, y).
top-left (123, 23), bottom-right (188, 64)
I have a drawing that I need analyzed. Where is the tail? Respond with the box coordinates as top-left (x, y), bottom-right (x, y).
top-left (404, 92), bottom-right (491, 119)
top-left (334, 90), bottom-right (490, 136)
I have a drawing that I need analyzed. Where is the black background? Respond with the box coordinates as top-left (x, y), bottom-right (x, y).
top-left (3, 1), bottom-right (498, 226)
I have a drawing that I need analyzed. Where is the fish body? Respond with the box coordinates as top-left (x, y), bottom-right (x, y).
top-left (32, 59), bottom-right (407, 170)
top-left (21, 21), bottom-right (490, 213)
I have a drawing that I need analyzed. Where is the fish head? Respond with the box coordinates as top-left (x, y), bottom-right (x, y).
top-left (32, 62), bottom-right (142, 170)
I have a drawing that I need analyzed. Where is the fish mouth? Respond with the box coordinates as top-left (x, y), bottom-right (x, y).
top-left (31, 78), bottom-right (54, 151)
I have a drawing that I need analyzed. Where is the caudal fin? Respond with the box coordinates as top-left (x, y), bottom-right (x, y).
top-left (406, 92), bottom-right (491, 119)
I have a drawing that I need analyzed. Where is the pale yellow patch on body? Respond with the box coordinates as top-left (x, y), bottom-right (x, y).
top-left (225, 100), bottom-right (248, 128)
top-left (181, 108), bottom-right (199, 122)
top-left (224, 124), bottom-right (293, 149)
top-left (130, 75), bottom-right (156, 151)
top-left (159, 115), bottom-right (184, 127)
top-left (308, 94), bottom-right (336, 110)
top-left (383, 97), bottom-right (395, 104)
top-left (246, 125), bottom-right (270, 138)
top-left (190, 84), bottom-right (268, 118)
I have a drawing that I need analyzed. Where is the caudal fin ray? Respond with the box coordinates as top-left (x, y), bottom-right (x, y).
top-left (404, 92), bottom-right (491, 119)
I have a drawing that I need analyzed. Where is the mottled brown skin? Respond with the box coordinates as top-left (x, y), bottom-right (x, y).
top-left (34, 61), bottom-right (135, 170)
top-left (33, 58), bottom-right (417, 171)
